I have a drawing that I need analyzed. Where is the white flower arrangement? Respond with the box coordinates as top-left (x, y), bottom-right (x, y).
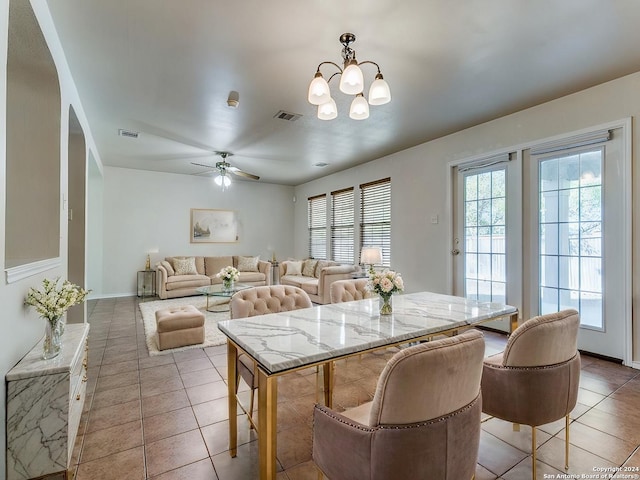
top-left (25, 277), bottom-right (90, 323)
top-left (367, 269), bottom-right (404, 297)
top-left (217, 266), bottom-right (240, 283)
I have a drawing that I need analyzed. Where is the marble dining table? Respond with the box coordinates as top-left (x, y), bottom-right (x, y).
top-left (217, 290), bottom-right (518, 480)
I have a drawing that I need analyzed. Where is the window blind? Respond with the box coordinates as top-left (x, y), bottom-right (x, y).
top-left (457, 153), bottom-right (511, 173)
top-left (530, 129), bottom-right (611, 156)
top-left (360, 178), bottom-right (391, 267)
top-left (308, 194), bottom-right (327, 259)
top-left (331, 187), bottom-right (354, 264)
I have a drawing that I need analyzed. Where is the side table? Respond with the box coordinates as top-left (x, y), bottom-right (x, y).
top-left (137, 269), bottom-right (156, 299)
top-left (7, 324), bottom-right (90, 480)
top-left (270, 261), bottom-right (280, 285)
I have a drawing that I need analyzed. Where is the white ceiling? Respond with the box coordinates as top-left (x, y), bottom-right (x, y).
top-left (45, 0), bottom-right (640, 186)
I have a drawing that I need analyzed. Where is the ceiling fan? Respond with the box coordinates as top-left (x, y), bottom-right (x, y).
top-left (191, 151), bottom-right (260, 188)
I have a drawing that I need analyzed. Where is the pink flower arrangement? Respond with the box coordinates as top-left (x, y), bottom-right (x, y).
top-left (367, 269), bottom-right (404, 296)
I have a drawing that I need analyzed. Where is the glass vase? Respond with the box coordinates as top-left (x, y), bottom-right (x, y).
top-left (42, 318), bottom-right (62, 360)
top-left (223, 278), bottom-right (234, 293)
top-left (379, 293), bottom-right (393, 315)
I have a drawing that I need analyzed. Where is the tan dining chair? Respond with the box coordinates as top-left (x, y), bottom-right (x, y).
top-left (330, 278), bottom-right (372, 303)
top-left (481, 309), bottom-right (581, 480)
top-left (312, 329), bottom-right (485, 480)
top-left (230, 285), bottom-right (313, 425)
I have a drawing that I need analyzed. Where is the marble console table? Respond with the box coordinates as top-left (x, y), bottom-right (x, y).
top-left (218, 291), bottom-right (518, 480)
top-left (6, 323), bottom-right (90, 480)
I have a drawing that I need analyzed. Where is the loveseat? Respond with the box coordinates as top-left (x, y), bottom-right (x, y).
top-left (156, 255), bottom-right (271, 299)
top-left (279, 259), bottom-right (357, 304)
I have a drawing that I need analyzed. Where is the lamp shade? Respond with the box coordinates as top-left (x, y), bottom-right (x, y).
top-left (308, 73), bottom-right (331, 105)
top-left (349, 94), bottom-right (369, 120)
top-left (339, 61), bottom-right (364, 95)
top-left (318, 98), bottom-right (338, 120)
top-left (360, 246), bottom-right (382, 265)
top-left (368, 76), bottom-right (391, 105)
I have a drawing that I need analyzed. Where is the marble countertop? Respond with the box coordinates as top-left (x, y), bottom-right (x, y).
top-left (218, 291), bottom-right (516, 375)
top-left (6, 324), bottom-right (90, 381)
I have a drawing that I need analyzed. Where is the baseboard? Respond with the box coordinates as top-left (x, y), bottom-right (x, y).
top-left (89, 292), bottom-right (137, 299)
top-left (476, 325), bottom-right (509, 337)
top-left (579, 349), bottom-right (623, 364)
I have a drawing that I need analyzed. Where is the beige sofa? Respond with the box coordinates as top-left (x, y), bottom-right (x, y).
top-left (156, 255), bottom-right (271, 299)
top-left (279, 259), bottom-right (357, 304)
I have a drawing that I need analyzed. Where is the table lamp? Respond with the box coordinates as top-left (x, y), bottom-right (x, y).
top-left (360, 247), bottom-right (382, 275)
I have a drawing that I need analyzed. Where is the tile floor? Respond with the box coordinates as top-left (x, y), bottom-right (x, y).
top-left (68, 296), bottom-right (640, 479)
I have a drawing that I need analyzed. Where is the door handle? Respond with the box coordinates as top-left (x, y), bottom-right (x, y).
top-left (452, 237), bottom-right (461, 255)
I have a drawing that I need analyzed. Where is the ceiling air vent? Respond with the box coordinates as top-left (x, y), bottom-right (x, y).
top-left (118, 128), bottom-right (139, 138)
top-left (273, 110), bottom-right (302, 122)
top-left (314, 162), bottom-right (329, 168)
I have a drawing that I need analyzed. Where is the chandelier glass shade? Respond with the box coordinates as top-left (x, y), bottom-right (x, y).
top-left (308, 33), bottom-right (390, 120)
top-left (339, 60), bottom-right (364, 95)
top-left (308, 73), bottom-right (331, 105)
top-left (349, 93), bottom-right (369, 120)
top-left (318, 98), bottom-right (338, 120)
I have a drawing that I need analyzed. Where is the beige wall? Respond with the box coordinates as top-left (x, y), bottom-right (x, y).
top-left (4, 0), bottom-right (60, 268)
top-left (100, 166), bottom-right (296, 296)
top-left (294, 71), bottom-right (640, 364)
top-left (67, 128), bottom-right (86, 324)
top-left (0, 1), bottom-right (103, 475)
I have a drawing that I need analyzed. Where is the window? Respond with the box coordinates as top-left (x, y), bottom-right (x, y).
top-left (463, 168), bottom-right (507, 304)
top-left (331, 188), bottom-right (354, 263)
top-left (538, 147), bottom-right (603, 329)
top-left (308, 194), bottom-right (327, 259)
top-left (360, 178), bottom-right (391, 266)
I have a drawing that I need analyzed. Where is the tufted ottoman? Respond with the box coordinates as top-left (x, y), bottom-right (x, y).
top-left (155, 305), bottom-right (205, 350)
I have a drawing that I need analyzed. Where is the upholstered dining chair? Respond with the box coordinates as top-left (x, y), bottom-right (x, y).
top-left (481, 309), bottom-right (581, 480)
top-left (330, 278), bottom-right (372, 303)
top-left (312, 329), bottom-right (485, 480)
top-left (230, 285), bottom-right (313, 425)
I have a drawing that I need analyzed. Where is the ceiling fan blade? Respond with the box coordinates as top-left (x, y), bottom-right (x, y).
top-left (193, 171), bottom-right (216, 177)
top-left (190, 162), bottom-right (217, 169)
top-left (228, 166), bottom-right (260, 181)
top-left (190, 162), bottom-right (221, 177)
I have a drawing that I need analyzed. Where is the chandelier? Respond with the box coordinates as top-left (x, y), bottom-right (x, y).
top-left (307, 33), bottom-right (391, 120)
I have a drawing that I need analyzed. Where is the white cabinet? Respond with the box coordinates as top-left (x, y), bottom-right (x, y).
top-left (6, 324), bottom-right (89, 480)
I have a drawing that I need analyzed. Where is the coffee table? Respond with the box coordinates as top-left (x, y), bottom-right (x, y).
top-left (196, 284), bottom-right (252, 312)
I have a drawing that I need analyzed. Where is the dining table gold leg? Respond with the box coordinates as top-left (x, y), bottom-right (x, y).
top-left (227, 341), bottom-right (238, 457)
top-left (510, 312), bottom-right (519, 334)
top-left (322, 362), bottom-right (334, 408)
top-left (258, 369), bottom-right (277, 480)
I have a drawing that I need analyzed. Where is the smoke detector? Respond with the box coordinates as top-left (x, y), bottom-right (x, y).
top-left (227, 91), bottom-right (240, 108)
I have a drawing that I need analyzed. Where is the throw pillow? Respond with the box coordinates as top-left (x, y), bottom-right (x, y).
top-left (161, 260), bottom-right (175, 276)
top-left (173, 257), bottom-right (198, 275)
top-left (314, 260), bottom-right (331, 278)
top-left (283, 260), bottom-right (303, 276)
top-left (237, 255), bottom-right (260, 272)
top-left (302, 259), bottom-right (318, 277)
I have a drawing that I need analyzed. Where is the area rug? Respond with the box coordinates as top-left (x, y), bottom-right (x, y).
top-left (139, 296), bottom-right (230, 356)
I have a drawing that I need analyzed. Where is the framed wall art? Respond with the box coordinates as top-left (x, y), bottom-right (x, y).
top-left (190, 208), bottom-right (239, 243)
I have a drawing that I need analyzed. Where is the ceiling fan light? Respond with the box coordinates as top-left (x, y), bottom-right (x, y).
top-left (368, 75), bottom-right (391, 105)
top-left (349, 94), bottom-right (369, 120)
top-left (214, 174), bottom-right (231, 187)
top-left (317, 98), bottom-right (338, 120)
top-left (339, 61), bottom-right (364, 95)
top-left (308, 72), bottom-right (331, 105)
